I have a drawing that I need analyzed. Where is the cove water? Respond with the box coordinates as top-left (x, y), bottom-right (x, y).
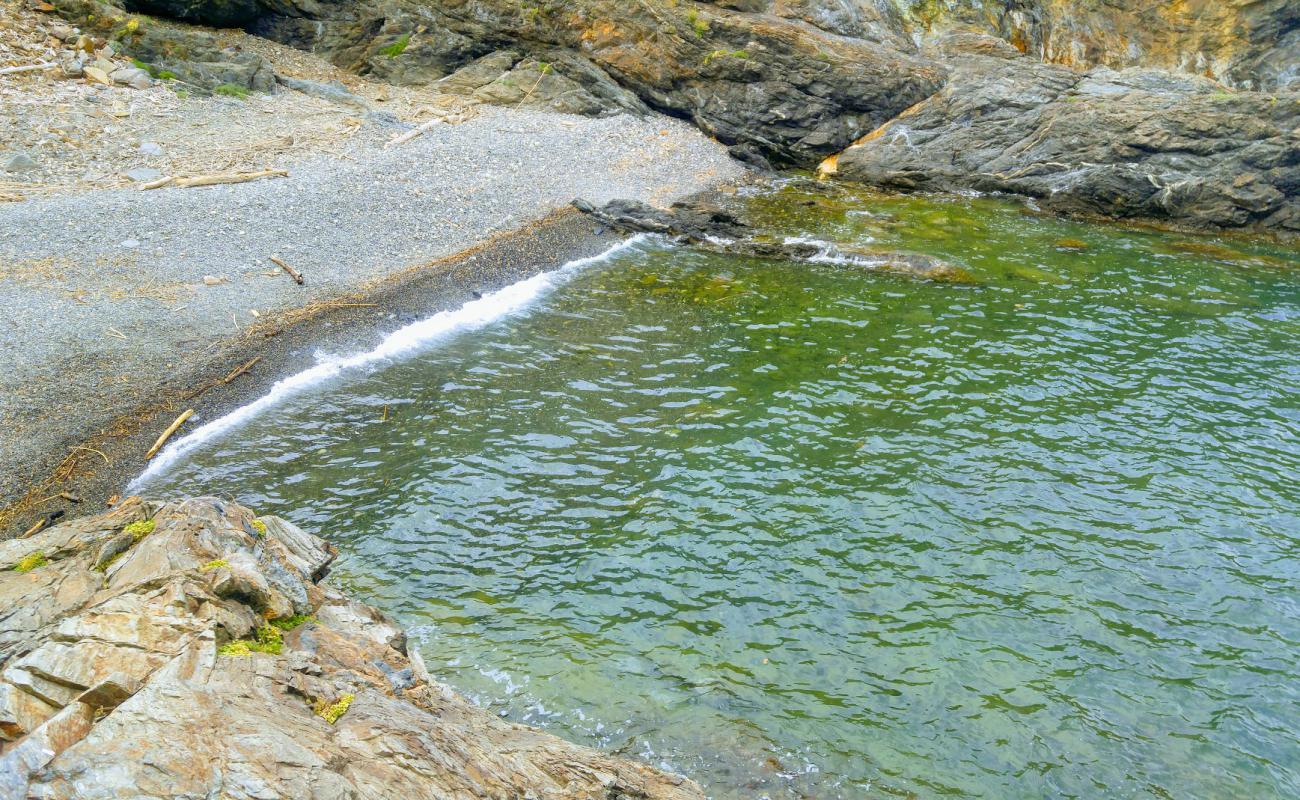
top-left (136, 183), bottom-right (1300, 798)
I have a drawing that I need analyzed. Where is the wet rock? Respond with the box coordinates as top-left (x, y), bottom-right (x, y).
top-left (573, 196), bottom-right (976, 282)
top-left (573, 197), bottom-right (749, 240)
top-left (0, 499), bottom-right (702, 800)
top-left (827, 41), bottom-right (1300, 235)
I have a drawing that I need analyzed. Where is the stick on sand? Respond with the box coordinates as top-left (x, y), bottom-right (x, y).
top-left (145, 409), bottom-right (194, 460)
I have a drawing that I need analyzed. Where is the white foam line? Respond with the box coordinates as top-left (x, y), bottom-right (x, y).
top-left (130, 235), bottom-right (647, 488)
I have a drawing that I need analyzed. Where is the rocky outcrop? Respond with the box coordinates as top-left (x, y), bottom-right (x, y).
top-left (129, 0), bottom-right (947, 165)
top-left (573, 195), bottom-right (977, 282)
top-left (54, 0), bottom-right (275, 91)
top-left (824, 35), bottom-right (1300, 236)
top-left (0, 498), bottom-right (702, 800)
top-left (889, 0), bottom-right (1299, 91)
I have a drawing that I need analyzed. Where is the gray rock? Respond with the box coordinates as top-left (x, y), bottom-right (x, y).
top-left (246, 0), bottom-right (943, 165)
top-left (829, 38), bottom-right (1300, 235)
top-left (2, 153), bottom-right (38, 173)
top-left (276, 75), bottom-right (370, 110)
top-left (0, 499), bottom-right (704, 800)
top-left (123, 167), bottom-right (163, 182)
top-left (110, 66), bottom-right (153, 89)
top-left (137, 141), bottom-right (163, 157)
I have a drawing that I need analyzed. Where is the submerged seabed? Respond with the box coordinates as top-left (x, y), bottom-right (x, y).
top-left (139, 184), bottom-right (1300, 799)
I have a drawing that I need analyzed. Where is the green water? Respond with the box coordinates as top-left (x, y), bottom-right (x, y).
top-left (139, 183), bottom-right (1300, 798)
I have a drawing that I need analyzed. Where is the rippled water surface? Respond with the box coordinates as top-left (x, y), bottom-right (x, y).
top-left (140, 184), bottom-right (1300, 798)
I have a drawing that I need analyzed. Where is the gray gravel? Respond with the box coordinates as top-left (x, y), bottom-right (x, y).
top-left (0, 106), bottom-right (744, 505)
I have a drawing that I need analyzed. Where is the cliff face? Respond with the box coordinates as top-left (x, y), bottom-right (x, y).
top-left (889, 0), bottom-right (1299, 90)
top-left (700, 0), bottom-right (1298, 90)
top-left (824, 34), bottom-right (1300, 235)
top-left (0, 498), bottom-right (702, 800)
top-left (53, 0), bottom-right (1300, 232)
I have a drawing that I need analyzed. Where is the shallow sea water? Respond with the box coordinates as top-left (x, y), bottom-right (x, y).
top-left (139, 183), bottom-right (1300, 798)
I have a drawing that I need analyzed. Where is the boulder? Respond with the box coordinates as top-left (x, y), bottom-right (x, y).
top-left (53, 0), bottom-right (276, 91)
top-left (826, 38), bottom-right (1300, 235)
top-left (0, 499), bottom-right (703, 800)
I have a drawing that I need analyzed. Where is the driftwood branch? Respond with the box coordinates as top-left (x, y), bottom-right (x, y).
top-left (220, 355), bottom-right (262, 384)
top-left (140, 169), bottom-right (289, 191)
top-left (145, 409), bottom-right (194, 460)
top-left (0, 62), bottom-right (55, 76)
top-left (21, 519), bottom-right (45, 538)
top-left (387, 118), bottom-right (443, 148)
top-left (269, 256), bottom-right (304, 285)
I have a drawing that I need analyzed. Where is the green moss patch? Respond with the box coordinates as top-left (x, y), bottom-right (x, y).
top-left (123, 519), bottom-right (155, 541)
top-left (378, 33), bottom-right (410, 58)
top-left (316, 693), bottom-right (354, 724)
top-left (14, 551), bottom-right (47, 573)
top-left (217, 624), bottom-right (283, 656)
top-left (200, 558), bottom-right (229, 572)
top-left (214, 83), bottom-right (250, 99)
top-left (269, 614), bottom-right (314, 631)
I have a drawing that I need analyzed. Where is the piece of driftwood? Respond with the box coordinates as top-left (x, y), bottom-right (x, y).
top-left (220, 355), bottom-right (262, 384)
top-left (387, 118), bottom-right (441, 147)
top-left (21, 519), bottom-right (45, 538)
top-left (0, 63), bottom-right (55, 76)
top-left (145, 409), bottom-right (194, 460)
top-left (141, 169), bottom-right (289, 191)
top-left (269, 256), bottom-right (304, 285)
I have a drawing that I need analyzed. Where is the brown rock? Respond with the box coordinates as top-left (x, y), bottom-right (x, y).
top-left (0, 499), bottom-right (704, 800)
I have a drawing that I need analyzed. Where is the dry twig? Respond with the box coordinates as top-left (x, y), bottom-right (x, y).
top-left (269, 255), bottom-right (304, 285)
top-left (145, 409), bottom-right (194, 459)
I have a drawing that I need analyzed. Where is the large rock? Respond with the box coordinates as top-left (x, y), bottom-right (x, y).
top-left (0, 498), bottom-right (703, 800)
top-left (825, 35), bottom-right (1300, 235)
top-left (54, 0), bottom-right (276, 91)
top-left (179, 0), bottom-right (948, 165)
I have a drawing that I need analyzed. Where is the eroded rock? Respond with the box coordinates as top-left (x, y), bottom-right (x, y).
top-left (826, 36), bottom-right (1300, 235)
top-left (0, 499), bottom-right (702, 800)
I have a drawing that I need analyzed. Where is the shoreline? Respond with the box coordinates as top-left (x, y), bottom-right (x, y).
top-left (0, 209), bottom-right (661, 537)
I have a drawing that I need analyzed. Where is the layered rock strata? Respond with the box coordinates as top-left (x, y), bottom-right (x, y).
top-left (0, 498), bottom-right (702, 800)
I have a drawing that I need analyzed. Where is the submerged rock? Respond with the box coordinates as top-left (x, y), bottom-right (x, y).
top-left (573, 196), bottom-right (977, 283)
top-left (0, 498), bottom-right (703, 800)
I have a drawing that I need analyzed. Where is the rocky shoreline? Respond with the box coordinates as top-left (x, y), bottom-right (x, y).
top-left (2, 0), bottom-right (1298, 796)
top-left (0, 496), bottom-right (703, 798)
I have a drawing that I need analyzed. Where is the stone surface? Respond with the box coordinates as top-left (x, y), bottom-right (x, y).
top-left (123, 167), bottom-right (163, 182)
top-left (220, 0), bottom-right (949, 166)
top-left (826, 36), bottom-right (1300, 235)
top-left (0, 498), bottom-right (703, 800)
top-left (1, 153), bottom-right (37, 173)
top-left (889, 0), bottom-right (1300, 91)
top-left (54, 0), bottom-right (276, 91)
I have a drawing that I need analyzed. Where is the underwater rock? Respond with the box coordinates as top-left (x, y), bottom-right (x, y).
top-left (573, 197), bottom-right (976, 282)
top-left (0, 498), bottom-right (703, 799)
